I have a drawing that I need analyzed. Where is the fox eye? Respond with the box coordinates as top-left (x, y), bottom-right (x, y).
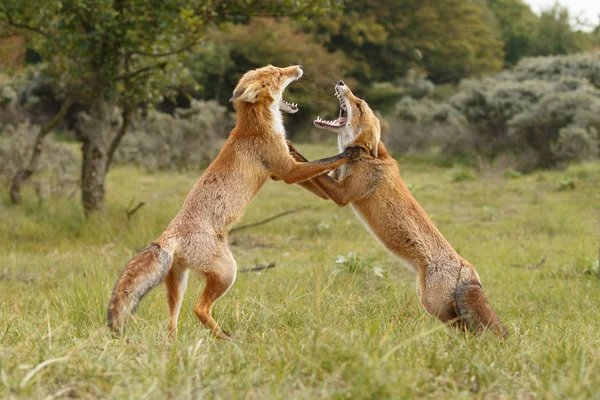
top-left (356, 102), bottom-right (362, 114)
top-left (279, 72), bottom-right (283, 78)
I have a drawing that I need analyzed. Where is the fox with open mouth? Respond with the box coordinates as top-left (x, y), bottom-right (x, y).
top-left (289, 81), bottom-right (509, 338)
top-left (107, 66), bottom-right (361, 340)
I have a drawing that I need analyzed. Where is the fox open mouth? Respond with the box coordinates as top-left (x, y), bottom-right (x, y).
top-left (280, 98), bottom-right (298, 113)
top-left (279, 69), bottom-right (302, 114)
top-left (314, 89), bottom-right (347, 128)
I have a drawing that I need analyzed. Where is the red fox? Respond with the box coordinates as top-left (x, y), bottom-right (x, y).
top-left (107, 66), bottom-right (360, 340)
top-left (289, 81), bottom-right (509, 338)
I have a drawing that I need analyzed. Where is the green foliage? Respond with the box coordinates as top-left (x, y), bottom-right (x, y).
top-left (187, 18), bottom-right (351, 132)
top-left (0, 0), bottom-right (341, 105)
top-left (2, 0), bottom-right (201, 104)
top-left (306, 0), bottom-right (505, 84)
top-left (557, 176), bottom-right (577, 191)
top-left (451, 166), bottom-right (477, 183)
top-left (487, 0), bottom-right (538, 65)
top-left (533, 5), bottom-right (592, 57)
top-left (504, 167), bottom-right (522, 179)
top-left (334, 252), bottom-right (375, 274)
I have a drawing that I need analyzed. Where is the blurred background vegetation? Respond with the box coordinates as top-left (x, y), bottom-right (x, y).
top-left (0, 0), bottom-right (599, 214)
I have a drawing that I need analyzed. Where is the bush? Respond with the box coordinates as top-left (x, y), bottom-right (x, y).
top-left (114, 100), bottom-right (231, 171)
top-left (0, 68), bottom-right (62, 126)
top-left (387, 53), bottom-right (600, 171)
top-left (509, 89), bottom-right (600, 169)
top-left (0, 121), bottom-right (78, 199)
top-left (501, 53), bottom-right (600, 88)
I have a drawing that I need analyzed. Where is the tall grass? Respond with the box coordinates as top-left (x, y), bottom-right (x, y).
top-left (1, 144), bottom-right (599, 398)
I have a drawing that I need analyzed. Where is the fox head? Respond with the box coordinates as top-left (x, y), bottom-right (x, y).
top-left (230, 65), bottom-right (303, 114)
top-left (313, 81), bottom-right (380, 158)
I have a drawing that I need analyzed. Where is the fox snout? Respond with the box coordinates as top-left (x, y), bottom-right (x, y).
top-left (284, 65), bottom-right (303, 80)
top-left (335, 81), bottom-right (349, 96)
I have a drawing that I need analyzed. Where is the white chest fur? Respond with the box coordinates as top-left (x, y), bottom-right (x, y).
top-left (269, 101), bottom-right (285, 137)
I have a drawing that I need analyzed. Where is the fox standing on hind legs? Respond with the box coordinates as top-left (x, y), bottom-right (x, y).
top-left (291, 81), bottom-right (509, 339)
top-left (107, 65), bottom-right (360, 340)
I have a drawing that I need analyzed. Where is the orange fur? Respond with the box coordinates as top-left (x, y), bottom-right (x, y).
top-left (107, 66), bottom-right (359, 339)
top-left (298, 82), bottom-right (508, 339)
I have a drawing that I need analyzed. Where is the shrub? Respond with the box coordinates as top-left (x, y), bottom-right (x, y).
top-left (0, 68), bottom-right (62, 126)
top-left (501, 53), bottom-right (600, 88)
top-left (0, 121), bottom-right (78, 199)
top-left (509, 89), bottom-right (600, 169)
top-left (387, 53), bottom-right (600, 171)
top-left (114, 100), bottom-right (231, 171)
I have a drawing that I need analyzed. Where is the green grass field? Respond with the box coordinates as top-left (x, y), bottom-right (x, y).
top-left (1, 143), bottom-right (599, 399)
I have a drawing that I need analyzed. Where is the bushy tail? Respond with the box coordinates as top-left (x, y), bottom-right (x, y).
top-left (107, 242), bottom-right (173, 333)
top-left (455, 266), bottom-right (509, 339)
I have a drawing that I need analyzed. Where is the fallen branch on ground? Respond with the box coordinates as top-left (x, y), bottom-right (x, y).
top-left (126, 201), bottom-right (146, 220)
top-left (229, 207), bottom-right (309, 234)
top-left (510, 256), bottom-right (546, 270)
top-left (239, 262), bottom-right (276, 274)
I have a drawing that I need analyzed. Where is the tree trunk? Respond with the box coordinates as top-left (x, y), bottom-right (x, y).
top-left (9, 98), bottom-right (73, 204)
top-left (76, 98), bottom-right (123, 216)
top-left (80, 132), bottom-right (109, 215)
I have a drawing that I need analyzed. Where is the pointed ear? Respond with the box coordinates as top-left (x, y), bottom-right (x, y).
top-left (230, 81), bottom-right (263, 103)
top-left (370, 119), bottom-right (381, 158)
top-left (368, 142), bottom-right (378, 158)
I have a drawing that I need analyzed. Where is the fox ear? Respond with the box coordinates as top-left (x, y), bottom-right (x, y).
top-left (368, 142), bottom-right (378, 158)
top-left (230, 81), bottom-right (262, 103)
top-left (370, 119), bottom-right (381, 158)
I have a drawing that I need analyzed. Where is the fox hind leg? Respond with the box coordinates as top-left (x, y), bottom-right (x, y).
top-left (193, 247), bottom-right (237, 341)
top-left (166, 266), bottom-right (189, 338)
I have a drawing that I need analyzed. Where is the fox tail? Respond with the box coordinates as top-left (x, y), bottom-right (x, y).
top-left (107, 242), bottom-right (173, 333)
top-left (454, 265), bottom-right (509, 339)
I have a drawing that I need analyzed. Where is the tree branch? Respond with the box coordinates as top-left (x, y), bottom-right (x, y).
top-left (113, 62), bottom-right (167, 82)
top-left (106, 54), bottom-right (133, 170)
top-left (239, 262), bottom-right (276, 274)
top-left (126, 201), bottom-right (146, 220)
top-left (131, 40), bottom-right (199, 58)
top-left (10, 97), bottom-right (73, 204)
top-left (105, 105), bottom-right (131, 170)
top-left (1, 5), bottom-right (54, 41)
top-left (229, 207), bottom-right (309, 234)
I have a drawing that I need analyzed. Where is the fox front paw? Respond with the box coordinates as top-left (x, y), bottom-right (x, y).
top-left (344, 146), bottom-right (364, 161)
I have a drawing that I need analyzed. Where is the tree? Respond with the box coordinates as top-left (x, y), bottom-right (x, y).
top-left (305, 0), bottom-right (504, 85)
top-left (533, 4), bottom-right (590, 56)
top-left (0, 0), bottom-right (339, 215)
top-left (188, 18), bottom-right (352, 133)
top-left (487, 0), bottom-right (538, 65)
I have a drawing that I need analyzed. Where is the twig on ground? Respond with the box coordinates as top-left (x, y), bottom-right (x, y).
top-left (126, 201), bottom-right (146, 220)
top-left (239, 262), bottom-right (276, 274)
top-left (229, 207), bottom-right (309, 234)
top-left (510, 256), bottom-right (546, 270)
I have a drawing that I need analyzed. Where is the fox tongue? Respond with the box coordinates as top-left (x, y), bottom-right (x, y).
top-left (337, 117), bottom-right (346, 125)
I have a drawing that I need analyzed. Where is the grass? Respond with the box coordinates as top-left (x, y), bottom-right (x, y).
top-left (1, 143), bottom-right (599, 399)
